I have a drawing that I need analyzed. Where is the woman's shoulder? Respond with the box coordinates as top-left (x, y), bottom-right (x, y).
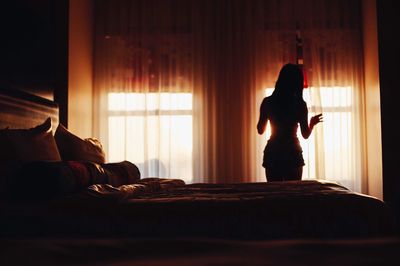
top-left (263, 95), bottom-right (274, 103)
top-left (261, 96), bottom-right (272, 105)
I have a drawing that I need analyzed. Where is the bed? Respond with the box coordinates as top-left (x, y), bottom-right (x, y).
top-left (0, 88), bottom-right (399, 265)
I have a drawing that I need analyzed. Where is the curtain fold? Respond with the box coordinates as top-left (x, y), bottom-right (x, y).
top-left (93, 0), bottom-right (366, 191)
top-left (191, 0), bottom-right (259, 183)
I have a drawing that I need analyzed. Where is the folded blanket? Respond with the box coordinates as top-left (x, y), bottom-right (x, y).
top-left (87, 178), bottom-right (186, 200)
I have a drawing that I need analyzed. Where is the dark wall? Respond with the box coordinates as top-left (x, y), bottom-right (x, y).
top-left (0, 0), bottom-right (68, 125)
top-left (377, 0), bottom-right (400, 223)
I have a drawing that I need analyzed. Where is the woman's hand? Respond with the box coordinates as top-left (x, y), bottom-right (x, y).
top-left (310, 113), bottom-right (323, 128)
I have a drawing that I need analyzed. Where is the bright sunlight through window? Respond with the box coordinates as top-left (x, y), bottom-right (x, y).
top-left (108, 92), bottom-right (193, 183)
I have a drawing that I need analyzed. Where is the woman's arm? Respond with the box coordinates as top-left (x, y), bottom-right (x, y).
top-left (257, 98), bottom-right (268, 135)
top-left (299, 102), bottom-right (323, 139)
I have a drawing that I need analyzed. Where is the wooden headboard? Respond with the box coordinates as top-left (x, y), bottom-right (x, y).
top-left (0, 89), bottom-right (59, 132)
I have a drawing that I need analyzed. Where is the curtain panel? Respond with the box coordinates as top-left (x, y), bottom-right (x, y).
top-left (93, 0), bottom-right (365, 191)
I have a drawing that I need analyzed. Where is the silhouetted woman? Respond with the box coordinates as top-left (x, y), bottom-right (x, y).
top-left (257, 63), bottom-right (322, 181)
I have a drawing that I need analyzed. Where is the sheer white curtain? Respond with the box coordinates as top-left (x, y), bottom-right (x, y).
top-left (93, 0), bottom-right (260, 183)
top-left (93, 0), bottom-right (366, 190)
top-left (93, 0), bottom-right (194, 182)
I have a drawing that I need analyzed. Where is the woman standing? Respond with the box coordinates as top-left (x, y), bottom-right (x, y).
top-left (257, 64), bottom-right (323, 181)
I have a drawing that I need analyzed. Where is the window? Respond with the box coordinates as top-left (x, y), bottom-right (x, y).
top-left (108, 92), bottom-right (193, 183)
top-left (264, 87), bottom-right (356, 188)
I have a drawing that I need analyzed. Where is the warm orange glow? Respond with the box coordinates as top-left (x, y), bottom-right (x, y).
top-left (303, 69), bottom-right (308, 88)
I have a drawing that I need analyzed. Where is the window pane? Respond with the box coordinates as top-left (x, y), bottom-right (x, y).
top-left (125, 116), bottom-right (145, 164)
top-left (108, 92), bottom-right (193, 183)
top-left (323, 112), bottom-right (352, 181)
top-left (167, 115), bottom-right (193, 182)
top-left (108, 116), bottom-right (126, 162)
top-left (320, 86), bottom-right (352, 107)
top-left (108, 93), bottom-right (126, 111)
top-left (145, 93), bottom-right (159, 111)
top-left (126, 93), bottom-right (146, 111)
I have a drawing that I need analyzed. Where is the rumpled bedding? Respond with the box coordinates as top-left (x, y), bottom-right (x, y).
top-left (69, 179), bottom-right (394, 240)
top-left (87, 177), bottom-right (186, 200)
top-left (0, 174), bottom-right (396, 240)
top-left (86, 178), bottom-right (348, 202)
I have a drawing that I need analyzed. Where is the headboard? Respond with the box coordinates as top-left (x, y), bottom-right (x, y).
top-left (0, 88), bottom-right (59, 131)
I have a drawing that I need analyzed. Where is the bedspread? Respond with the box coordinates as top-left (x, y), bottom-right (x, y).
top-left (1, 179), bottom-right (395, 240)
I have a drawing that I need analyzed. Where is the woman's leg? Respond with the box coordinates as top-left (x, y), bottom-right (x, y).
top-left (265, 167), bottom-right (284, 182)
top-left (265, 166), bottom-right (303, 182)
top-left (285, 166), bottom-right (303, 181)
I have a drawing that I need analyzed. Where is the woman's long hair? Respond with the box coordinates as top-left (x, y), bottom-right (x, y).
top-left (272, 63), bottom-right (304, 102)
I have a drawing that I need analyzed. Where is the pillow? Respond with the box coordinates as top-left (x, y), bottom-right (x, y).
top-left (3, 161), bottom-right (109, 201)
top-left (54, 124), bottom-right (106, 164)
top-left (102, 160), bottom-right (141, 187)
top-left (0, 117), bottom-right (61, 161)
top-left (2, 160), bottom-right (140, 201)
